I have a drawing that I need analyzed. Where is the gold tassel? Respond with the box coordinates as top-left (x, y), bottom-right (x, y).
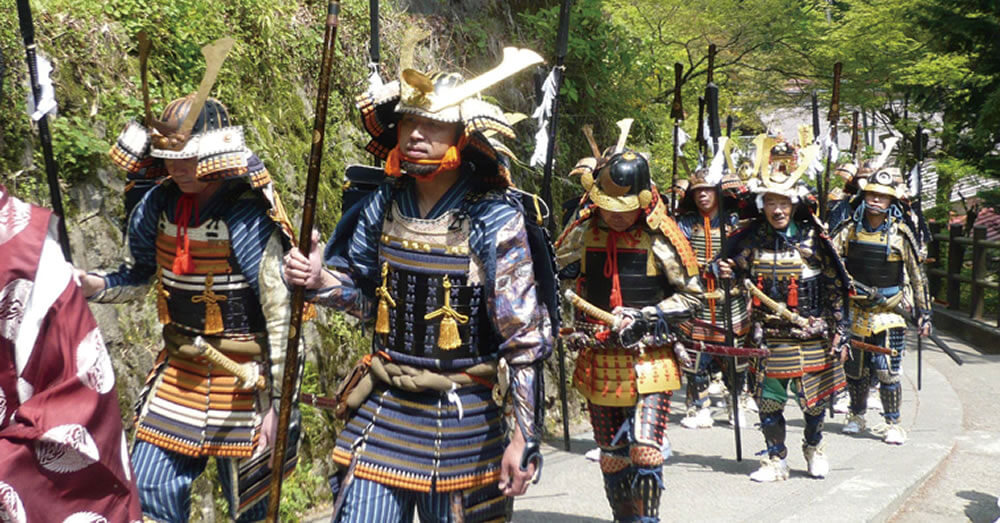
top-left (156, 266), bottom-right (171, 324)
top-left (424, 276), bottom-right (469, 350)
top-left (375, 262), bottom-right (395, 335)
top-left (438, 315), bottom-right (462, 350)
top-left (192, 273), bottom-right (227, 335)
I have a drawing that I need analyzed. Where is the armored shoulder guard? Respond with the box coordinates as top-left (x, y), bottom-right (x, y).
top-left (645, 203), bottom-right (699, 277)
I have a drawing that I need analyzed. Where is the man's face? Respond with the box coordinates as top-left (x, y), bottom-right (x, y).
top-left (165, 158), bottom-right (209, 194)
top-left (598, 208), bottom-right (641, 232)
top-left (762, 193), bottom-right (794, 230)
top-left (397, 114), bottom-right (460, 162)
top-left (693, 187), bottom-right (717, 214)
top-left (864, 191), bottom-right (892, 215)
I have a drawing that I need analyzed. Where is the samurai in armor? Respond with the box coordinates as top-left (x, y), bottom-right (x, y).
top-left (556, 144), bottom-right (702, 522)
top-left (675, 169), bottom-right (751, 429)
top-left (283, 49), bottom-right (553, 522)
top-left (78, 57), bottom-right (299, 521)
top-left (831, 169), bottom-right (932, 445)
top-left (719, 140), bottom-right (851, 482)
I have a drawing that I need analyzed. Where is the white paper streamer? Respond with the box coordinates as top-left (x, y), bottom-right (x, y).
top-left (705, 136), bottom-right (729, 185)
top-left (529, 68), bottom-right (558, 168)
top-left (27, 54), bottom-right (57, 121)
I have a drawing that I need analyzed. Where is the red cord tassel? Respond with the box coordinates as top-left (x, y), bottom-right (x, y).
top-left (787, 275), bottom-right (799, 308)
top-left (172, 194), bottom-right (198, 275)
top-left (753, 274), bottom-right (764, 307)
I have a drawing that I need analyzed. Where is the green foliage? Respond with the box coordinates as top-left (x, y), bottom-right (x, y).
top-left (935, 155), bottom-right (978, 206)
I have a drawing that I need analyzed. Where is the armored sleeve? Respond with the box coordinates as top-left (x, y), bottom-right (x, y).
top-left (648, 234), bottom-right (703, 320)
top-left (488, 213), bottom-right (553, 445)
top-left (816, 232), bottom-right (850, 338)
top-left (257, 229), bottom-right (293, 402)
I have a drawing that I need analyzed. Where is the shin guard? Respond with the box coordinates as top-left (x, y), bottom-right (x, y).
top-left (803, 406), bottom-right (826, 447)
top-left (632, 466), bottom-right (663, 522)
top-left (602, 467), bottom-right (636, 522)
top-left (759, 410), bottom-right (787, 459)
top-left (879, 381), bottom-right (902, 423)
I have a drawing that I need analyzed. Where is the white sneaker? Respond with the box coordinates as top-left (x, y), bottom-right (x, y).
top-left (883, 425), bottom-right (906, 445)
top-left (882, 424), bottom-right (907, 445)
top-left (743, 394), bottom-right (759, 413)
top-left (681, 407), bottom-right (714, 429)
top-left (833, 394), bottom-right (850, 414)
top-left (584, 447), bottom-right (601, 462)
top-left (707, 373), bottom-right (725, 395)
top-left (803, 443), bottom-right (829, 478)
top-left (842, 413), bottom-right (866, 434)
top-left (750, 456), bottom-right (790, 482)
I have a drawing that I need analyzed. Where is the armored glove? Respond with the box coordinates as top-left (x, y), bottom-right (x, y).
top-left (612, 306), bottom-right (649, 348)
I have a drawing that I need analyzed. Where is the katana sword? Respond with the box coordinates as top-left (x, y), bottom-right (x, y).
top-left (682, 341), bottom-right (770, 358)
top-left (564, 289), bottom-right (619, 327)
top-left (192, 336), bottom-right (266, 390)
top-left (742, 279), bottom-right (811, 329)
top-left (267, 1), bottom-right (341, 519)
top-left (850, 339), bottom-right (898, 357)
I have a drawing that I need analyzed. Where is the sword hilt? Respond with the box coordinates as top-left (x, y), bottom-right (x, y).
top-left (193, 336), bottom-right (266, 391)
top-left (564, 289), bottom-right (619, 329)
top-left (742, 279), bottom-right (810, 329)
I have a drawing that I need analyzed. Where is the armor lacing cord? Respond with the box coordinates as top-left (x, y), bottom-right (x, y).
top-left (446, 382), bottom-right (464, 421)
top-left (703, 214), bottom-right (717, 324)
top-left (172, 193), bottom-right (199, 275)
top-left (603, 229), bottom-right (640, 309)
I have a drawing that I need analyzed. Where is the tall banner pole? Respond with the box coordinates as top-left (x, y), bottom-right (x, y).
top-left (670, 63), bottom-right (684, 214)
top-left (16, 0), bottom-right (72, 263)
top-left (266, 1), bottom-right (341, 519)
top-left (820, 62), bottom-right (842, 223)
top-left (541, 0), bottom-right (574, 452)
top-left (705, 44), bottom-right (741, 461)
top-left (915, 124), bottom-right (924, 391)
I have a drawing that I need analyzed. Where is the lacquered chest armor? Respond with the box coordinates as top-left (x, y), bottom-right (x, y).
top-left (579, 223), bottom-right (669, 312)
top-left (845, 227), bottom-right (903, 289)
top-left (751, 237), bottom-right (823, 319)
top-left (374, 205), bottom-right (494, 364)
top-left (155, 216), bottom-right (265, 337)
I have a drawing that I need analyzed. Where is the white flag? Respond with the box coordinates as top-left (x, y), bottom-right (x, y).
top-left (529, 69), bottom-right (559, 168)
top-left (676, 128), bottom-right (690, 158)
top-left (27, 54), bottom-right (58, 121)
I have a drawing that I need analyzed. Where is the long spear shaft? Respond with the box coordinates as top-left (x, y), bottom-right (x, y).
top-left (16, 0), bottom-right (72, 263)
top-left (915, 124), bottom-right (924, 390)
top-left (368, 0), bottom-right (379, 67)
top-left (706, 59), bottom-right (741, 461)
top-left (670, 62), bottom-right (684, 214)
top-left (541, 0), bottom-right (574, 452)
top-left (266, 1), bottom-right (341, 518)
top-left (811, 91), bottom-right (820, 142)
top-left (820, 62), bottom-right (842, 223)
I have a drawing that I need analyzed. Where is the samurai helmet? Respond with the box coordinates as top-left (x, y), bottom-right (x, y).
top-left (109, 36), bottom-right (268, 186)
top-left (581, 149), bottom-right (654, 212)
top-left (767, 141), bottom-right (798, 177)
top-left (858, 168), bottom-right (901, 199)
top-left (356, 29), bottom-right (541, 185)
